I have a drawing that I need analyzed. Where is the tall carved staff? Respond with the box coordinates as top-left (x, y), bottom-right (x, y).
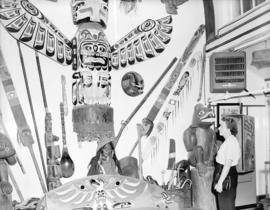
top-left (0, 48), bottom-right (47, 193)
top-left (129, 24), bottom-right (206, 155)
top-left (35, 52), bottom-right (62, 191)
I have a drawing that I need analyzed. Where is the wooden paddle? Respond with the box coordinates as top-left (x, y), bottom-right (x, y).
top-left (60, 102), bottom-right (75, 178)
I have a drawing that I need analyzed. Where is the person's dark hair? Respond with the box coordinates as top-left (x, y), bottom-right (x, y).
top-left (221, 116), bottom-right (238, 136)
top-left (87, 142), bottom-right (122, 176)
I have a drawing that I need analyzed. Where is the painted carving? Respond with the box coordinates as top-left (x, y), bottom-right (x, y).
top-left (36, 175), bottom-right (178, 210)
top-left (121, 71), bottom-right (144, 97)
top-left (0, 0), bottom-right (172, 141)
top-left (183, 103), bottom-right (216, 174)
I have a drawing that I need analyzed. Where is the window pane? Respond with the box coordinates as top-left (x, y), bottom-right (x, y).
top-left (232, 0), bottom-right (241, 18)
top-left (243, 0), bottom-right (253, 13)
top-left (255, 0), bottom-right (265, 6)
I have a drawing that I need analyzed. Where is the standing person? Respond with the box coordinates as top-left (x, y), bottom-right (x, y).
top-left (213, 116), bottom-right (241, 210)
top-left (87, 138), bottom-right (122, 176)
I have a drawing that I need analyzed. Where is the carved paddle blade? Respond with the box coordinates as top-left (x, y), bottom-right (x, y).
top-left (60, 148), bottom-right (75, 178)
top-left (59, 103), bottom-right (74, 178)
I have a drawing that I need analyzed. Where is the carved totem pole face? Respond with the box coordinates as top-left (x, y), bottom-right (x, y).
top-left (73, 28), bottom-right (111, 105)
top-left (71, 0), bottom-right (109, 28)
top-left (78, 29), bottom-right (111, 71)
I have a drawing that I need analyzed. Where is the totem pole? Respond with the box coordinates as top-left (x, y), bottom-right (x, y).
top-left (0, 0), bottom-right (173, 146)
top-left (45, 112), bottom-right (62, 191)
top-left (183, 103), bottom-right (216, 210)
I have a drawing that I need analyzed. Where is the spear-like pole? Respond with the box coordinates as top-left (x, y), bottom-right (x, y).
top-left (208, 88), bottom-right (270, 103)
top-left (17, 42), bottom-right (47, 183)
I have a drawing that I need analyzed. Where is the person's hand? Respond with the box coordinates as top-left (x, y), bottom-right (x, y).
top-left (214, 182), bottom-right (223, 193)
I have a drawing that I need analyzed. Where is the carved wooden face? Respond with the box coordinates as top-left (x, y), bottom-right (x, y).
top-left (71, 0), bottom-right (109, 28)
top-left (77, 29), bottom-right (111, 71)
top-left (80, 41), bottom-right (109, 70)
top-left (192, 104), bottom-right (215, 128)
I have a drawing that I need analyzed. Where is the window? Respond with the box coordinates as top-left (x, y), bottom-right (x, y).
top-left (240, 0), bottom-right (267, 14)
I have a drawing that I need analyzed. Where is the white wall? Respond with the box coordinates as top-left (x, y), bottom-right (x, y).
top-left (0, 0), bottom-right (205, 201)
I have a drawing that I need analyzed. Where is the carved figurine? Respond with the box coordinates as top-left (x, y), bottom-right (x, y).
top-left (0, 132), bottom-right (16, 196)
top-left (0, 0), bottom-right (173, 143)
top-left (183, 103), bottom-right (216, 174)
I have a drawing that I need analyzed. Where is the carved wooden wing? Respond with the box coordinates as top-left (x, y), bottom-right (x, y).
top-left (111, 15), bottom-right (173, 70)
top-left (0, 0), bottom-right (72, 66)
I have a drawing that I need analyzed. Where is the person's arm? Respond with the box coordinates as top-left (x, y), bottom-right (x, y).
top-left (215, 159), bottom-right (232, 193)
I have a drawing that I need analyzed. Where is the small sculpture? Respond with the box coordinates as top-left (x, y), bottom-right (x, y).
top-left (183, 103), bottom-right (216, 175)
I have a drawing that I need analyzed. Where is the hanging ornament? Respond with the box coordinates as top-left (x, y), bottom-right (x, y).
top-left (121, 71), bottom-right (144, 97)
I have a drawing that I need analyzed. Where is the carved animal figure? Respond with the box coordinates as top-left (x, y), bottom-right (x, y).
top-left (183, 103), bottom-right (215, 175)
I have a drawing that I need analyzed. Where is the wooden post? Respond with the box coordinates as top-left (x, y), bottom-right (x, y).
top-left (190, 166), bottom-right (216, 210)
